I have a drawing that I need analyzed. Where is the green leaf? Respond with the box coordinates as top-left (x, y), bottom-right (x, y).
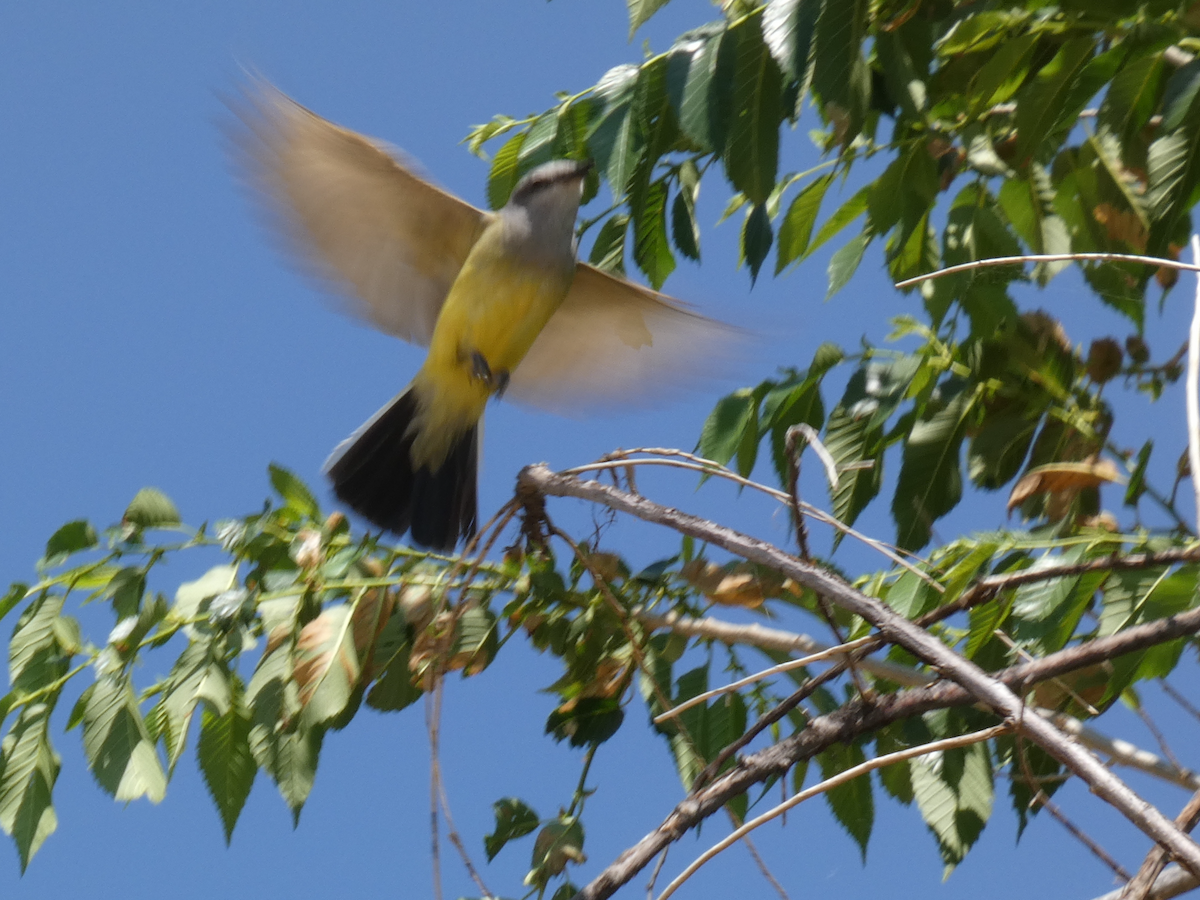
top-left (826, 233), bottom-right (868, 299)
top-left (892, 383), bottom-right (975, 552)
top-left (776, 174), bottom-right (832, 273)
top-left (9, 592), bottom-right (70, 696)
top-left (365, 642), bottom-right (423, 712)
top-left (0, 702), bottom-right (59, 871)
top-left (741, 203), bottom-right (773, 284)
top-left (810, 0), bottom-right (870, 142)
top-left (516, 109), bottom-right (560, 175)
top-left (626, 0), bottom-right (669, 37)
top-left (1014, 38), bottom-right (1095, 165)
top-left (589, 213), bottom-right (629, 275)
top-left (968, 412), bottom-right (1036, 490)
top-left (545, 697), bottom-right (625, 747)
top-left (673, 24), bottom-right (734, 153)
top-left (966, 32), bottom-right (1036, 119)
top-left (724, 14), bottom-right (782, 206)
top-left (150, 638), bottom-right (231, 773)
top-left (485, 797), bottom-right (540, 861)
top-left (1098, 52), bottom-right (1166, 147)
top-left (807, 184), bottom-right (869, 256)
top-left (529, 816), bottom-right (585, 887)
top-left (43, 520), bottom-right (97, 565)
top-left (1147, 85), bottom-right (1200, 255)
top-left (294, 605), bottom-right (361, 728)
top-left (632, 179), bottom-right (676, 289)
top-left (247, 637), bottom-right (324, 820)
top-left (173, 564), bottom-right (238, 634)
top-left (268, 463), bottom-right (319, 521)
top-left (671, 160), bottom-right (701, 261)
top-left (1124, 441), bottom-right (1152, 506)
top-left (875, 29), bottom-right (927, 121)
top-left (910, 740), bottom-right (994, 874)
top-left (763, 0), bottom-right (819, 85)
top-left (79, 675), bottom-right (167, 803)
top-left (765, 373), bottom-right (828, 486)
top-left (588, 64), bottom-right (641, 198)
top-left (819, 742), bottom-right (873, 860)
top-left (197, 678), bottom-right (255, 844)
top-left (868, 143), bottom-right (939, 249)
top-left (697, 389), bottom-right (758, 470)
top-left (123, 488), bottom-right (180, 529)
top-left (486, 130), bottom-right (527, 210)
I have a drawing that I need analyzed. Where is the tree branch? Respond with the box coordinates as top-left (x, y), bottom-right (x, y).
top-left (514, 465), bottom-right (1200, 897)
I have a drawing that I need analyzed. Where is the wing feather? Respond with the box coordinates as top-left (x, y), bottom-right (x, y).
top-left (227, 80), bottom-right (487, 346)
top-left (507, 264), bottom-right (745, 413)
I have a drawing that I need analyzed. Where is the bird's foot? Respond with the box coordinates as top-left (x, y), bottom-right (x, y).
top-left (468, 350), bottom-right (509, 397)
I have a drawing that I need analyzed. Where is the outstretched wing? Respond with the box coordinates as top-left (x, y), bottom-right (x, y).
top-left (227, 80), bottom-right (487, 346)
top-left (507, 263), bottom-right (745, 413)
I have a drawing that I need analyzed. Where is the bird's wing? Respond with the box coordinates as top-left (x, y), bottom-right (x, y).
top-left (228, 80), bottom-right (487, 346)
top-left (506, 263), bottom-right (745, 413)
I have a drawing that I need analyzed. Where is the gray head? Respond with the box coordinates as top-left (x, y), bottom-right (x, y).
top-left (501, 159), bottom-right (593, 261)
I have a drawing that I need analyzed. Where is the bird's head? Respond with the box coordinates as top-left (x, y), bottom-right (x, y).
top-left (504, 159), bottom-right (594, 253)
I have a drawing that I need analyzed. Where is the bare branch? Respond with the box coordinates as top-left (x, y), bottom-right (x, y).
top-left (1188, 234), bottom-right (1200, 533)
top-left (1096, 867), bottom-right (1200, 900)
top-left (894, 252), bottom-right (1200, 291)
top-left (1125, 790), bottom-right (1200, 900)
top-left (515, 465), bottom-right (1200, 895)
top-left (656, 725), bottom-right (1010, 900)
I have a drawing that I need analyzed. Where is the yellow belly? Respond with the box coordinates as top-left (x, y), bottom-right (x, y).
top-left (409, 238), bottom-right (574, 468)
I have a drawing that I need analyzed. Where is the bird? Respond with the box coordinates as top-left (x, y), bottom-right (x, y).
top-left (228, 80), bottom-right (737, 550)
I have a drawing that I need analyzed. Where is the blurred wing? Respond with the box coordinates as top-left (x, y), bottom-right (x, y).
top-left (227, 80), bottom-right (487, 345)
top-left (506, 264), bottom-right (745, 413)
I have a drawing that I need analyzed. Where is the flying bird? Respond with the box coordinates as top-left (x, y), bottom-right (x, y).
top-left (229, 81), bottom-right (736, 550)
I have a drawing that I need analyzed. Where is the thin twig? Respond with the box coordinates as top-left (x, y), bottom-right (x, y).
top-left (1188, 234), bottom-right (1200, 533)
top-left (651, 636), bottom-right (879, 722)
top-left (655, 725), bottom-right (1010, 900)
top-left (894, 252), bottom-right (1200, 291)
top-left (1124, 789), bottom-right (1200, 900)
top-left (516, 464), bottom-right (1200, 893)
top-left (1133, 702), bottom-right (1186, 773)
top-left (641, 609), bottom-right (1200, 791)
top-left (1014, 734), bottom-right (1130, 881)
top-left (427, 682), bottom-right (444, 900)
top-left (1161, 680), bottom-right (1200, 725)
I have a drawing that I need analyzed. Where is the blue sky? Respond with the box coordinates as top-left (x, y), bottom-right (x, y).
top-left (2, 3), bottom-right (1199, 898)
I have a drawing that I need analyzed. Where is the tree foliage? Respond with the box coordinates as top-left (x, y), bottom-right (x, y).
top-left (7, 1), bottom-right (1200, 897)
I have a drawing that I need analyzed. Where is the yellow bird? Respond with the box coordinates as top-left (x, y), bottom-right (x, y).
top-left (230, 82), bottom-right (735, 550)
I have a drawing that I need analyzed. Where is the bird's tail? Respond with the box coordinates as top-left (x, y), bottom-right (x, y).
top-left (325, 388), bottom-right (478, 551)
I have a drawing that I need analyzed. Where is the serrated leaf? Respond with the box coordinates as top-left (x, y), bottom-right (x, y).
top-left (967, 412), bottom-right (1036, 490)
top-left (517, 109), bottom-right (560, 173)
top-left (764, 0), bottom-right (820, 85)
top-left (9, 592), bottom-right (67, 693)
top-left (268, 463), bottom-right (319, 521)
top-left (808, 184), bottom-right (869, 256)
top-left (487, 130), bottom-right (527, 210)
top-left (80, 675), bottom-right (167, 803)
top-left (43, 520), bottom-right (96, 565)
top-left (725, 15), bottom-right (781, 206)
top-left (910, 741), bottom-right (994, 874)
top-left (893, 384), bottom-right (976, 552)
top-left (626, 0), bottom-right (669, 37)
top-left (123, 488), bottom-right (180, 529)
top-left (675, 25), bottom-right (734, 152)
top-left (485, 797), bottom-right (540, 861)
top-left (247, 638), bottom-right (323, 819)
top-left (1099, 51), bottom-right (1166, 148)
top-left (589, 214), bottom-right (629, 275)
top-left (1124, 440), bottom-right (1152, 506)
top-left (197, 679), bottom-right (255, 844)
top-left (1014, 38), bottom-right (1095, 165)
top-left (294, 605), bottom-right (360, 728)
top-left (545, 697), bottom-right (625, 748)
top-left (776, 174), bottom-right (832, 273)
top-left (588, 64), bottom-right (641, 199)
top-left (741, 202), bottom-right (773, 284)
top-left (697, 389), bottom-right (758, 470)
top-left (819, 742), bottom-right (873, 860)
top-left (810, 0), bottom-right (870, 143)
top-left (632, 179), bottom-right (675, 289)
top-left (151, 638), bottom-right (230, 773)
top-left (0, 702), bottom-right (59, 871)
top-left (826, 232), bottom-right (868, 299)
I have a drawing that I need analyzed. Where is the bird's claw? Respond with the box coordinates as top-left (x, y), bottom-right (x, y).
top-left (469, 350), bottom-right (509, 398)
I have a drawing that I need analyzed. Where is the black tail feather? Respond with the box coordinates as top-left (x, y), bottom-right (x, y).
top-left (326, 389), bottom-right (478, 551)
